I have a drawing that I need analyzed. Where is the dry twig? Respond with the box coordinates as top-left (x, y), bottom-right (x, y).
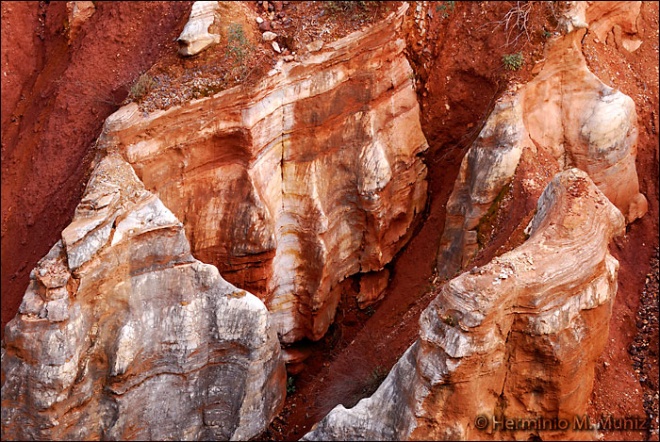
top-left (494, 1), bottom-right (533, 48)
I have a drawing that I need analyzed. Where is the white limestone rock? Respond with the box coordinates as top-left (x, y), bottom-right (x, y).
top-left (1, 153), bottom-right (286, 441)
top-left (177, 1), bottom-right (221, 56)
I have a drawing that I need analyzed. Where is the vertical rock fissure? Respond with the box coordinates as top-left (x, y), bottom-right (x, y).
top-left (496, 324), bottom-right (515, 420)
top-left (280, 97), bottom-right (286, 216)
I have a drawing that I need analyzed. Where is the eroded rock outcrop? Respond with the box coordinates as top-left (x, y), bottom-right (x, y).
top-left (436, 2), bottom-right (647, 278)
top-left (66, 1), bottom-right (95, 43)
top-left (1, 153), bottom-right (286, 441)
top-left (177, 1), bottom-right (221, 56)
top-left (100, 3), bottom-right (427, 343)
top-left (303, 168), bottom-right (625, 441)
top-left (558, 1), bottom-right (643, 51)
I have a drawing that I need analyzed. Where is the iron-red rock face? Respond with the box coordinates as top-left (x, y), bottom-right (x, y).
top-left (436, 1), bottom-right (647, 280)
top-left (303, 168), bottom-right (625, 441)
top-left (99, 4), bottom-right (428, 343)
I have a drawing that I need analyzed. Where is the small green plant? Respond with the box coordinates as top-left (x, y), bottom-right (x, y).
top-left (130, 73), bottom-right (156, 100)
top-left (226, 23), bottom-right (252, 64)
top-left (286, 376), bottom-right (296, 395)
top-left (502, 52), bottom-right (524, 71)
top-left (476, 182), bottom-right (511, 248)
top-left (436, 1), bottom-right (455, 19)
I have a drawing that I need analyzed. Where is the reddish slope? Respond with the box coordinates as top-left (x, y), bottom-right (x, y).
top-left (1, 1), bottom-right (193, 336)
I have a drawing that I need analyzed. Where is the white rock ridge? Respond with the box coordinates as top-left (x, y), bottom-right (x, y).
top-left (436, 3), bottom-right (647, 279)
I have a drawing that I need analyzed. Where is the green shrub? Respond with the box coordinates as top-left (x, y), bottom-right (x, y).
top-left (226, 23), bottom-right (252, 64)
top-left (502, 52), bottom-right (524, 71)
top-left (442, 313), bottom-right (457, 327)
top-left (130, 73), bottom-right (156, 100)
top-left (286, 376), bottom-right (296, 395)
top-left (436, 1), bottom-right (455, 19)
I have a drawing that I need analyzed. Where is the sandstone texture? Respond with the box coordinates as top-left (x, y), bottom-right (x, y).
top-left (1, 153), bottom-right (286, 441)
top-left (304, 168), bottom-right (626, 441)
top-left (177, 1), bottom-right (221, 56)
top-left (436, 2), bottom-right (647, 279)
top-left (100, 3), bottom-right (428, 343)
top-left (558, 1), bottom-right (643, 51)
top-left (357, 268), bottom-right (390, 309)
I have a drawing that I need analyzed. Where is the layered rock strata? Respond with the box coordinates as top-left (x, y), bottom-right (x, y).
top-left (99, 3), bottom-right (428, 343)
top-left (303, 168), bottom-right (626, 441)
top-left (1, 153), bottom-right (286, 441)
top-left (436, 2), bottom-right (647, 279)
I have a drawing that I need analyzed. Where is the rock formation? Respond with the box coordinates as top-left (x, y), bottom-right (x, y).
top-left (1, 153), bottom-right (286, 441)
top-left (303, 168), bottom-right (626, 441)
top-left (436, 2), bottom-right (647, 279)
top-left (557, 1), bottom-right (643, 51)
top-left (177, 1), bottom-right (222, 56)
top-left (100, 3), bottom-right (428, 343)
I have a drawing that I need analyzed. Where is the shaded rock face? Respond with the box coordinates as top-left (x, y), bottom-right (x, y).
top-left (100, 4), bottom-right (427, 343)
top-left (436, 2), bottom-right (647, 279)
top-left (303, 168), bottom-right (626, 441)
top-left (1, 153), bottom-right (286, 441)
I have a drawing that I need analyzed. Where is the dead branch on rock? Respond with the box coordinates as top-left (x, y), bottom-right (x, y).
top-left (494, 1), bottom-right (533, 48)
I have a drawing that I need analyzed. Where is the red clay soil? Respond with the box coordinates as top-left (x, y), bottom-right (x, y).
top-left (1, 1), bottom-right (194, 338)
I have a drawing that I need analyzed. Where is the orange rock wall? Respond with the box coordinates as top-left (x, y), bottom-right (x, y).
top-left (436, 1), bottom-right (647, 279)
top-left (99, 4), bottom-right (428, 342)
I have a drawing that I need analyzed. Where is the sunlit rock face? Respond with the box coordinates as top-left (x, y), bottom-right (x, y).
top-left (99, 3), bottom-right (428, 343)
top-left (303, 168), bottom-right (625, 441)
top-left (1, 153), bottom-right (286, 441)
top-left (177, 1), bottom-right (221, 56)
top-left (436, 1), bottom-right (647, 279)
top-left (558, 1), bottom-right (643, 51)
